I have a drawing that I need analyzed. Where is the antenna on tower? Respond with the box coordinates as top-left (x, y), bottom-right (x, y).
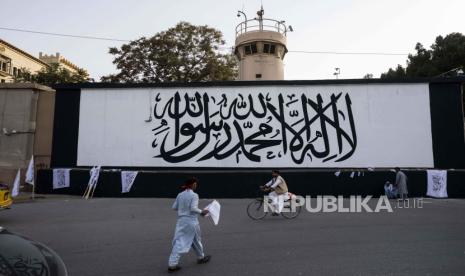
top-left (257, 5), bottom-right (264, 30)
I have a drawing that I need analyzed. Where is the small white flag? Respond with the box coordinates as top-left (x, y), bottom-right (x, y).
top-left (53, 169), bottom-right (71, 189)
top-left (12, 169), bottom-right (21, 197)
top-left (334, 171), bottom-right (341, 177)
top-left (121, 171), bottom-right (138, 193)
top-left (25, 156), bottom-right (34, 185)
top-left (88, 166), bottom-right (101, 189)
top-left (204, 200), bottom-right (221, 225)
top-left (350, 172), bottom-right (355, 178)
top-left (427, 170), bottom-right (448, 198)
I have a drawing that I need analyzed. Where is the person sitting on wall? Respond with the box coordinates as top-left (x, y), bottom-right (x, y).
top-left (395, 167), bottom-right (408, 200)
top-left (384, 181), bottom-right (397, 199)
top-left (260, 170), bottom-right (289, 215)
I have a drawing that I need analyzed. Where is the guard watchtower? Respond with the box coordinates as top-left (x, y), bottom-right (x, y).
top-left (234, 6), bottom-right (292, 81)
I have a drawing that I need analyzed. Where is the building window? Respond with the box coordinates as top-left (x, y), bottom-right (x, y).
top-left (13, 67), bottom-right (17, 76)
top-left (1, 79), bottom-right (5, 83)
top-left (255, 74), bottom-right (262, 79)
top-left (1, 62), bottom-right (6, 72)
top-left (244, 43), bottom-right (257, 55)
top-left (263, 43), bottom-right (276, 54)
top-left (17, 69), bottom-right (22, 77)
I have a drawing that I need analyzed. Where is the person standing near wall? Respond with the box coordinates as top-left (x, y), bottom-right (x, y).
top-left (395, 167), bottom-right (408, 200)
top-left (168, 177), bottom-right (211, 273)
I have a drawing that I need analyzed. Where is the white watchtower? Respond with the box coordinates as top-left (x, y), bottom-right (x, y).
top-left (234, 6), bottom-right (291, 81)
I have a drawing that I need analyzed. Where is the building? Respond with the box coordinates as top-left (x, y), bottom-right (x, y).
top-left (39, 52), bottom-right (82, 74)
top-left (234, 7), bottom-right (291, 80)
top-left (0, 39), bottom-right (48, 83)
top-left (0, 39), bottom-right (85, 83)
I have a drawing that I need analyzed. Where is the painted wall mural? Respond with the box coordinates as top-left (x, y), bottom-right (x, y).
top-left (77, 84), bottom-right (434, 168)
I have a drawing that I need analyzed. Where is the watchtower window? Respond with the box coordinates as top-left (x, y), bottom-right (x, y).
top-left (263, 43), bottom-right (276, 54)
top-left (244, 43), bottom-right (258, 55)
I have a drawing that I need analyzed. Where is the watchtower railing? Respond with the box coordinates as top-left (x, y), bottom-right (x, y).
top-left (235, 18), bottom-right (288, 37)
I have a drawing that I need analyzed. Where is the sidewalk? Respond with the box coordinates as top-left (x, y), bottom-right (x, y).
top-left (12, 192), bottom-right (74, 204)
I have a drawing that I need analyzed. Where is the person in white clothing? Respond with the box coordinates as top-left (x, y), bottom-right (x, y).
top-left (168, 177), bottom-right (211, 273)
top-left (260, 170), bottom-right (289, 215)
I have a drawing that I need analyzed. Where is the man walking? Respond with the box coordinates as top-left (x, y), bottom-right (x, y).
top-left (395, 167), bottom-right (408, 200)
top-left (168, 177), bottom-right (211, 273)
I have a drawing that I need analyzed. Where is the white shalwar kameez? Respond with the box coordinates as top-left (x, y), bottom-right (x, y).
top-left (265, 177), bottom-right (286, 213)
top-left (168, 189), bottom-right (205, 267)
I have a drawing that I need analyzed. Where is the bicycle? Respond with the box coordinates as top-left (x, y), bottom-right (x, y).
top-left (246, 189), bottom-right (302, 220)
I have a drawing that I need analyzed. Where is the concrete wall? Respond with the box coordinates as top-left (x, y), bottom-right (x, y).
top-left (0, 83), bottom-right (55, 186)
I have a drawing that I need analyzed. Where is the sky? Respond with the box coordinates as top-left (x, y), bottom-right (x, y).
top-left (1, 0), bottom-right (464, 81)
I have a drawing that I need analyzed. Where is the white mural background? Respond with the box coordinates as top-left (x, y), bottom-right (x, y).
top-left (77, 84), bottom-right (433, 168)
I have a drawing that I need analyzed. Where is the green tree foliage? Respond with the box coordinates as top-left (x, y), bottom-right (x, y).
top-left (102, 22), bottom-right (238, 83)
top-left (15, 63), bottom-right (89, 86)
top-left (380, 65), bottom-right (406, 79)
top-left (381, 32), bottom-right (465, 78)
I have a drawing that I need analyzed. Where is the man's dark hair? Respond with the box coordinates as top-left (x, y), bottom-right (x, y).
top-left (185, 177), bottom-right (198, 186)
top-left (395, 167), bottom-right (400, 171)
top-left (272, 170), bottom-right (280, 174)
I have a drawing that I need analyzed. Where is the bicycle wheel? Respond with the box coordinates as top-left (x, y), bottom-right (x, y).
top-left (246, 199), bottom-right (267, 220)
top-left (281, 200), bottom-right (302, 219)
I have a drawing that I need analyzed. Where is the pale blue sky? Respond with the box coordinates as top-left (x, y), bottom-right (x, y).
top-left (1, 0), bottom-right (464, 80)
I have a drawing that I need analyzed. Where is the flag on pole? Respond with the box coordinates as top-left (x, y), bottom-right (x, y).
top-left (25, 155), bottom-right (34, 185)
top-left (89, 166), bottom-right (101, 189)
top-left (121, 171), bottom-right (138, 193)
top-left (83, 166), bottom-right (101, 199)
top-left (12, 169), bottom-right (21, 197)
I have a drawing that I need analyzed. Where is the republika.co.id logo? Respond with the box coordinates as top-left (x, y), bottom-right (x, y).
top-left (263, 195), bottom-right (426, 213)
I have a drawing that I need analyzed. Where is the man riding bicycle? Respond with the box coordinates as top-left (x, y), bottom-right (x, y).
top-left (260, 170), bottom-right (289, 215)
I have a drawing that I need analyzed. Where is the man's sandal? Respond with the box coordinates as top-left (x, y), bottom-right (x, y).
top-left (167, 266), bottom-right (181, 273)
top-left (197, 255), bottom-right (211, 264)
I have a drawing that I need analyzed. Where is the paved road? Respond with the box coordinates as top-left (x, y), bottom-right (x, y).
top-left (1, 196), bottom-right (465, 276)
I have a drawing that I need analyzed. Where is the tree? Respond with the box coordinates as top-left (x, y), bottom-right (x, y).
top-left (381, 32), bottom-right (465, 78)
top-left (102, 22), bottom-right (238, 83)
top-left (15, 63), bottom-right (89, 86)
top-left (380, 65), bottom-right (406, 79)
top-left (363, 73), bottom-right (374, 79)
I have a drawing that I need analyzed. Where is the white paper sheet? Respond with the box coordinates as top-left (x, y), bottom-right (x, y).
top-left (204, 200), bottom-right (221, 225)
